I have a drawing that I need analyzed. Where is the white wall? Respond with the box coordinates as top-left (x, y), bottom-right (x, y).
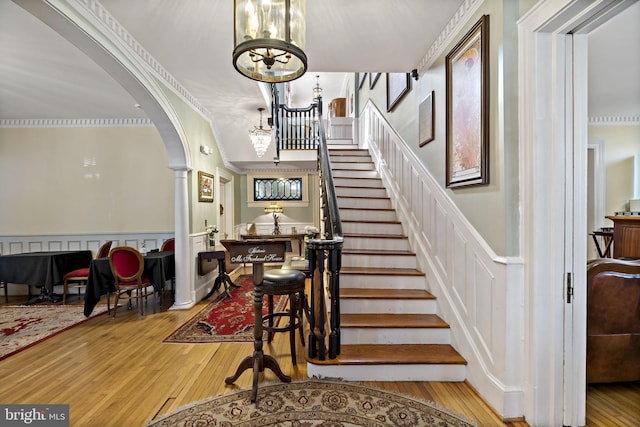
top-left (0, 125), bottom-right (174, 235)
top-left (588, 125), bottom-right (640, 214)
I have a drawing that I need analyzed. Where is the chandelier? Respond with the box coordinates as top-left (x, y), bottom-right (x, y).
top-left (249, 107), bottom-right (272, 158)
top-left (233, 0), bottom-right (307, 83)
top-left (312, 74), bottom-right (322, 101)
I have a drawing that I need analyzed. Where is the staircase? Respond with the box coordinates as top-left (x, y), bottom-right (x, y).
top-left (307, 138), bottom-right (467, 382)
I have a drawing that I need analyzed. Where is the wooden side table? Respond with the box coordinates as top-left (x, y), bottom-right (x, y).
top-left (606, 216), bottom-right (640, 259)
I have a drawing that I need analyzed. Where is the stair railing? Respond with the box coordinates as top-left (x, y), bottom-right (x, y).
top-left (273, 91), bottom-right (342, 360)
top-left (274, 92), bottom-right (321, 160)
top-left (307, 95), bottom-right (344, 360)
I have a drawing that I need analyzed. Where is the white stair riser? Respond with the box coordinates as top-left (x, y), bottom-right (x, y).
top-left (329, 148), bottom-right (365, 154)
top-left (340, 274), bottom-right (425, 290)
top-left (343, 254), bottom-right (417, 269)
top-left (338, 198), bottom-right (391, 209)
top-left (342, 236), bottom-right (410, 251)
top-left (340, 298), bottom-right (437, 314)
top-left (331, 162), bottom-right (374, 171)
top-left (340, 327), bottom-right (450, 345)
top-left (326, 139), bottom-right (353, 145)
top-left (307, 364), bottom-right (466, 382)
top-left (333, 170), bottom-right (380, 179)
top-left (334, 178), bottom-right (383, 188)
top-left (340, 209), bottom-right (397, 222)
top-left (329, 155), bottom-right (372, 163)
top-left (336, 187), bottom-right (388, 198)
top-left (327, 146), bottom-right (358, 151)
top-left (342, 222), bottom-right (404, 235)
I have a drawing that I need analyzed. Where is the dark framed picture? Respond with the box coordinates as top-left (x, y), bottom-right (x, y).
top-left (198, 171), bottom-right (214, 202)
top-left (370, 72), bottom-right (381, 89)
top-left (386, 73), bottom-right (410, 112)
top-left (358, 72), bottom-right (367, 89)
top-left (445, 15), bottom-right (489, 188)
top-left (419, 91), bottom-right (435, 146)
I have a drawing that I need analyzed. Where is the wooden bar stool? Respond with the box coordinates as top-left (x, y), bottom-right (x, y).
top-left (262, 268), bottom-right (307, 365)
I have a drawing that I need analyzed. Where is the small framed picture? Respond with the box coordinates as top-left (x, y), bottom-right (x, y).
top-left (358, 72), bottom-right (367, 89)
top-left (198, 171), bottom-right (214, 203)
top-left (386, 73), bottom-right (410, 112)
top-left (370, 72), bottom-right (381, 89)
top-left (419, 91), bottom-right (435, 146)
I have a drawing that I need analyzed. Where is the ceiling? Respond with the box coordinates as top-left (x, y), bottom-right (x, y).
top-left (0, 0), bottom-right (638, 172)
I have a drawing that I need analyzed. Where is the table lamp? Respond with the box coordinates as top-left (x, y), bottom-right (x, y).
top-left (264, 203), bottom-right (284, 235)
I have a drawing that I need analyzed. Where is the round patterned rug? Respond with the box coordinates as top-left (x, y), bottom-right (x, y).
top-left (145, 379), bottom-right (477, 426)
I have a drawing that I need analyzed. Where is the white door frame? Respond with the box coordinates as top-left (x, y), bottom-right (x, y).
top-left (216, 167), bottom-right (234, 240)
top-left (519, 1), bottom-right (636, 425)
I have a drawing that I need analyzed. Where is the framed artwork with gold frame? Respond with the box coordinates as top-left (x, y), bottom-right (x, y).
top-left (198, 171), bottom-right (214, 202)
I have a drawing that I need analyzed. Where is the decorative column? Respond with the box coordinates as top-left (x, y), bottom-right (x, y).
top-left (171, 168), bottom-right (194, 309)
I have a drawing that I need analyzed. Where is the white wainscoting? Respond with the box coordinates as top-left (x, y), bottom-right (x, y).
top-left (0, 232), bottom-right (174, 296)
top-left (359, 101), bottom-right (525, 418)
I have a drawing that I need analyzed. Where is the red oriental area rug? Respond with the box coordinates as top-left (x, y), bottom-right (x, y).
top-left (163, 276), bottom-right (287, 343)
top-left (0, 305), bottom-right (108, 361)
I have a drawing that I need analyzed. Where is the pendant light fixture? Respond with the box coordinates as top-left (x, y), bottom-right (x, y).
top-left (249, 107), bottom-right (272, 158)
top-left (233, 0), bottom-right (307, 83)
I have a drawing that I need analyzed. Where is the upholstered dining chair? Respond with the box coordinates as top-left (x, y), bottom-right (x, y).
top-left (160, 238), bottom-right (175, 300)
top-left (107, 246), bottom-right (156, 317)
top-left (160, 238), bottom-right (175, 252)
top-left (62, 240), bottom-right (112, 304)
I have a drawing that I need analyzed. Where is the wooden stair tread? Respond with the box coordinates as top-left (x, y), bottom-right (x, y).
top-left (340, 207), bottom-right (394, 212)
top-left (343, 249), bottom-right (415, 256)
top-left (340, 288), bottom-right (435, 300)
top-left (341, 313), bottom-right (448, 328)
top-left (342, 233), bottom-right (408, 240)
top-left (308, 344), bottom-right (466, 365)
top-left (332, 169), bottom-right (376, 172)
top-left (336, 185), bottom-right (385, 190)
top-left (340, 267), bottom-right (425, 276)
top-left (333, 177), bottom-right (381, 181)
top-left (337, 195), bottom-right (389, 200)
top-left (342, 219), bottom-right (401, 224)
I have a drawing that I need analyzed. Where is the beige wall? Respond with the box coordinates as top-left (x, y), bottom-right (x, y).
top-left (0, 126), bottom-right (174, 234)
top-left (589, 124), bottom-right (640, 214)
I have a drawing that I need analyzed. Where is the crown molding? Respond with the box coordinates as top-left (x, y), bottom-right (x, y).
top-left (416, 0), bottom-right (485, 74)
top-left (0, 118), bottom-right (154, 128)
top-left (589, 115), bottom-right (640, 125)
top-left (243, 167), bottom-right (317, 174)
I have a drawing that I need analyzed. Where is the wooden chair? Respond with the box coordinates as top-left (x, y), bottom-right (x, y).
top-left (108, 246), bottom-right (155, 317)
top-left (160, 238), bottom-right (175, 252)
top-left (160, 238), bottom-right (175, 300)
top-left (62, 240), bottom-right (112, 304)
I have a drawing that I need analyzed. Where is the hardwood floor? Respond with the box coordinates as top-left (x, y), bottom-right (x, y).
top-left (0, 280), bottom-right (636, 426)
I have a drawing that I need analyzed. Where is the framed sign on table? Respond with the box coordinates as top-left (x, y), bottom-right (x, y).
top-left (386, 73), bottom-right (410, 112)
top-left (445, 15), bottom-right (490, 188)
top-left (198, 171), bottom-right (214, 202)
